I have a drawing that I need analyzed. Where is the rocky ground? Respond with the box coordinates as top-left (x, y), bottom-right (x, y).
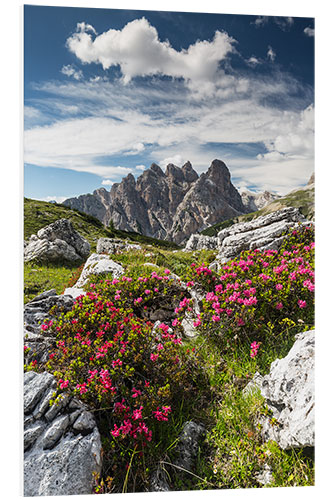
top-left (23, 208), bottom-right (315, 495)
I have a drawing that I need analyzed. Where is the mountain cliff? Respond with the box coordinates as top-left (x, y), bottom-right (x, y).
top-left (63, 159), bottom-right (249, 244)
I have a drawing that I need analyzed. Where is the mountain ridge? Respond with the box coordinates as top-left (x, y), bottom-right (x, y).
top-left (63, 159), bottom-right (262, 244)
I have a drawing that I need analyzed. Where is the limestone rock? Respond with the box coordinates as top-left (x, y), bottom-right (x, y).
top-left (96, 237), bottom-right (141, 254)
top-left (184, 233), bottom-right (218, 252)
top-left (24, 372), bottom-right (102, 497)
top-left (74, 253), bottom-right (124, 288)
top-left (24, 219), bottom-right (90, 265)
top-left (24, 291), bottom-right (74, 364)
top-left (174, 421), bottom-right (206, 471)
top-left (216, 207), bottom-right (306, 263)
top-left (259, 330), bottom-right (315, 450)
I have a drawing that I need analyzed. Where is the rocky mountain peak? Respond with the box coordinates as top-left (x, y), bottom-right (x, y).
top-left (207, 159), bottom-right (230, 182)
top-left (150, 163), bottom-right (165, 176)
top-left (123, 173), bottom-right (136, 186)
top-left (182, 161), bottom-right (199, 182)
top-left (63, 159), bottom-right (249, 244)
top-left (165, 163), bottom-right (184, 182)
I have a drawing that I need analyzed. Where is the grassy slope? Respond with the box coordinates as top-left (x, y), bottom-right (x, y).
top-left (201, 186), bottom-right (314, 237)
top-left (24, 198), bottom-right (179, 251)
top-left (24, 197), bottom-right (180, 303)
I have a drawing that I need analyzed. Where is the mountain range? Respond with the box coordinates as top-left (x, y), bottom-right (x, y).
top-left (62, 159), bottom-right (279, 244)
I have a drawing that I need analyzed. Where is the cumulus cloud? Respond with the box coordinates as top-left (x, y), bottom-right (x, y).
top-left (304, 26), bottom-right (315, 37)
top-left (135, 165), bottom-right (146, 171)
top-left (258, 104), bottom-right (314, 161)
top-left (61, 64), bottom-right (83, 80)
top-left (101, 179), bottom-right (114, 186)
top-left (267, 46), bottom-right (276, 62)
top-left (66, 17), bottom-right (235, 85)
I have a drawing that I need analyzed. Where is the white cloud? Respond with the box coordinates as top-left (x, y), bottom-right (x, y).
top-left (24, 106), bottom-right (41, 119)
top-left (124, 142), bottom-right (145, 155)
top-left (246, 56), bottom-right (261, 66)
top-left (101, 179), bottom-right (114, 186)
top-left (66, 17), bottom-right (235, 85)
top-left (159, 154), bottom-right (184, 170)
top-left (267, 46), bottom-right (276, 62)
top-left (254, 16), bottom-right (268, 27)
top-left (61, 64), bottom-right (83, 80)
top-left (304, 27), bottom-right (315, 37)
top-left (274, 17), bottom-right (294, 31)
top-left (254, 16), bottom-right (294, 31)
top-left (135, 164), bottom-right (146, 171)
top-left (76, 22), bottom-right (97, 35)
top-left (38, 195), bottom-right (69, 203)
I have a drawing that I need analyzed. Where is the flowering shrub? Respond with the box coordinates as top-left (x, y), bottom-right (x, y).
top-left (34, 268), bottom-right (204, 491)
top-left (181, 225), bottom-right (314, 347)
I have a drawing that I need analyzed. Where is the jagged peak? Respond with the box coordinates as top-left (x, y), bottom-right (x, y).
top-left (150, 163), bottom-right (165, 176)
top-left (182, 161), bottom-right (199, 182)
top-left (122, 173), bottom-right (136, 185)
top-left (165, 163), bottom-right (184, 181)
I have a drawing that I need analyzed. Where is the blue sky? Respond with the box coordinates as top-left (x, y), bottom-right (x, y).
top-left (24, 5), bottom-right (314, 201)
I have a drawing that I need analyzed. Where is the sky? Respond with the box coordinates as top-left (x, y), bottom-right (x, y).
top-left (24, 4), bottom-right (314, 202)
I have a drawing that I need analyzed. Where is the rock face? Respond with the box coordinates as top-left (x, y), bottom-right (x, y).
top-left (259, 330), bottom-right (315, 450)
top-left (150, 420), bottom-right (205, 492)
top-left (243, 330), bottom-right (315, 451)
top-left (240, 189), bottom-right (280, 213)
top-left (216, 207), bottom-right (306, 263)
top-left (24, 290), bottom-right (74, 364)
top-left (24, 371), bottom-right (102, 497)
top-left (96, 237), bottom-right (141, 254)
top-left (24, 219), bottom-right (90, 264)
top-left (74, 253), bottom-right (124, 288)
top-left (63, 160), bottom-right (247, 244)
top-left (184, 234), bottom-right (219, 252)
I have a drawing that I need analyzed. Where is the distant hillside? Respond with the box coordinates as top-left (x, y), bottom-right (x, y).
top-left (24, 198), bottom-right (179, 250)
top-left (201, 181), bottom-right (314, 237)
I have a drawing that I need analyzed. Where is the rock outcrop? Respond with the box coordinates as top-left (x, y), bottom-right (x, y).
top-left (243, 330), bottom-right (315, 450)
top-left (184, 234), bottom-right (219, 252)
top-left (24, 219), bottom-right (90, 265)
top-left (73, 253), bottom-right (124, 288)
top-left (24, 290), bottom-right (74, 364)
top-left (259, 330), bottom-right (315, 450)
top-left (216, 207), bottom-right (306, 263)
top-left (63, 160), bottom-right (247, 244)
top-left (24, 371), bottom-right (102, 496)
top-left (96, 237), bottom-right (141, 254)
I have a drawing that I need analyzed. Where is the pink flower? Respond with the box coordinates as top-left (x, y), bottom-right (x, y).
top-left (250, 341), bottom-right (260, 358)
top-left (144, 289), bottom-right (151, 295)
top-left (276, 302), bottom-right (283, 310)
top-left (150, 353), bottom-right (159, 362)
top-left (298, 299), bottom-right (307, 308)
top-left (164, 269), bottom-right (171, 275)
top-left (132, 406), bottom-right (143, 420)
top-left (212, 315), bottom-right (220, 322)
top-left (111, 424), bottom-right (120, 437)
top-left (131, 388), bottom-right (142, 398)
top-left (276, 284), bottom-right (283, 291)
top-left (59, 379), bottom-right (69, 389)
